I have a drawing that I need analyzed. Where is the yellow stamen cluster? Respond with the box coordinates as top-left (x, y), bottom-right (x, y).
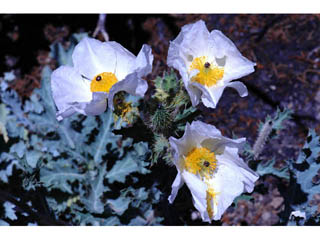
top-left (184, 147), bottom-right (217, 179)
top-left (90, 72), bottom-right (118, 93)
top-left (189, 56), bottom-right (224, 87)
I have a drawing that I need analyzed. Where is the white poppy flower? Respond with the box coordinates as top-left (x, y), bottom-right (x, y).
top-left (168, 120), bottom-right (258, 222)
top-left (167, 20), bottom-right (255, 109)
top-left (51, 37), bottom-right (153, 120)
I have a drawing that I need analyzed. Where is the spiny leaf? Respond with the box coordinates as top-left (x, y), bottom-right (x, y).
top-left (257, 158), bottom-right (289, 180)
top-left (40, 161), bottom-right (86, 194)
top-left (106, 142), bottom-right (150, 184)
top-left (0, 104), bottom-right (9, 142)
top-left (107, 197), bottom-right (131, 216)
top-left (291, 129), bottom-right (320, 222)
top-left (3, 201), bottom-right (17, 221)
top-left (81, 164), bottom-right (110, 214)
top-left (85, 111), bottom-right (121, 165)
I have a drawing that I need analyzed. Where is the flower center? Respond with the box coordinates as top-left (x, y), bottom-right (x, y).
top-left (189, 56), bottom-right (224, 87)
top-left (90, 72), bottom-right (118, 93)
top-left (184, 147), bottom-right (217, 179)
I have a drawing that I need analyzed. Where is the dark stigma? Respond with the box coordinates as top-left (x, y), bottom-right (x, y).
top-left (204, 62), bottom-right (211, 68)
top-left (203, 161), bottom-right (210, 167)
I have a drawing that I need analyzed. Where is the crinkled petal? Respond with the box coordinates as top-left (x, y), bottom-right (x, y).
top-left (218, 146), bottom-right (259, 192)
top-left (133, 44), bottom-right (154, 77)
top-left (168, 170), bottom-right (184, 204)
top-left (208, 164), bottom-right (245, 220)
top-left (84, 92), bottom-right (108, 116)
top-left (187, 121), bottom-right (245, 155)
top-left (167, 20), bottom-right (210, 96)
top-left (182, 171), bottom-right (209, 221)
top-left (51, 66), bottom-right (92, 120)
top-left (107, 73), bottom-right (148, 110)
top-left (175, 20), bottom-right (210, 59)
top-left (227, 81), bottom-right (248, 97)
top-left (72, 37), bottom-right (117, 79)
top-left (169, 123), bottom-right (200, 163)
top-left (210, 30), bottom-right (256, 82)
top-left (189, 81), bottom-right (224, 108)
top-left (189, 80), bottom-right (248, 109)
top-left (107, 44), bottom-right (153, 110)
top-left (106, 41), bottom-right (136, 80)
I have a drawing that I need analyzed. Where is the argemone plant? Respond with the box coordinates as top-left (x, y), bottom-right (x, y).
top-left (2, 16), bottom-right (307, 226)
top-left (168, 121), bottom-right (259, 222)
top-left (167, 20), bottom-right (256, 109)
top-left (51, 37), bottom-right (153, 120)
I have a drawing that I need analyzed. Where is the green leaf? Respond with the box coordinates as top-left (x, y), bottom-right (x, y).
top-left (0, 104), bottom-right (9, 142)
top-left (40, 162), bottom-right (86, 193)
top-left (107, 197), bottom-right (130, 216)
top-left (86, 111), bottom-right (121, 165)
top-left (257, 158), bottom-right (290, 180)
top-left (3, 201), bottom-right (17, 221)
top-left (25, 150), bottom-right (42, 168)
top-left (10, 142), bottom-right (26, 159)
top-left (106, 142), bottom-right (150, 184)
top-left (0, 220), bottom-right (9, 226)
top-left (291, 129), bottom-right (320, 222)
top-left (0, 153), bottom-right (20, 183)
top-left (81, 164), bottom-right (110, 214)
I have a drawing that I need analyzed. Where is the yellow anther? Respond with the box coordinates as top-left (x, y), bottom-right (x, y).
top-left (90, 72), bottom-right (118, 93)
top-left (189, 56), bottom-right (224, 87)
top-left (184, 147), bottom-right (217, 179)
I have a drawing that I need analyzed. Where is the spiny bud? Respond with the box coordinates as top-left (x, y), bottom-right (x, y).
top-left (253, 120), bottom-right (273, 160)
top-left (151, 105), bottom-right (173, 136)
top-left (151, 134), bottom-right (173, 166)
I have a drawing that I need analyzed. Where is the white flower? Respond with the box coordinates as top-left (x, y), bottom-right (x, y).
top-left (167, 20), bottom-right (255, 109)
top-left (168, 120), bottom-right (258, 222)
top-left (51, 37), bottom-right (153, 120)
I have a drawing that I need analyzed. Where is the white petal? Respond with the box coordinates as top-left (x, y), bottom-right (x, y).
top-left (106, 41), bottom-right (136, 80)
top-left (167, 20), bottom-right (210, 105)
top-left (169, 122), bottom-right (201, 161)
top-left (188, 121), bottom-right (245, 155)
top-left (51, 66), bottom-right (92, 120)
top-left (133, 44), bottom-right (154, 77)
top-left (167, 20), bottom-right (210, 70)
top-left (227, 81), bottom-right (248, 97)
top-left (189, 82), bottom-right (224, 108)
top-left (176, 20), bottom-right (210, 58)
top-left (72, 37), bottom-right (117, 79)
top-left (182, 171), bottom-right (209, 222)
top-left (168, 170), bottom-right (184, 204)
top-left (208, 164), bottom-right (245, 220)
top-left (84, 92), bottom-right (107, 116)
top-left (210, 30), bottom-right (256, 82)
top-left (107, 44), bottom-right (153, 110)
top-left (185, 84), bottom-right (202, 107)
top-left (219, 146), bottom-right (259, 192)
top-left (107, 73), bottom-right (148, 110)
